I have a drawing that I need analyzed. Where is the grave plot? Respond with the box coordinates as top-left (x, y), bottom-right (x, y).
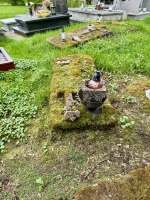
top-left (0, 47), bottom-right (15, 71)
top-left (46, 22), bottom-right (113, 48)
top-left (49, 54), bottom-right (116, 130)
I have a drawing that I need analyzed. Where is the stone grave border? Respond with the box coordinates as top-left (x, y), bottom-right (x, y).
top-left (0, 47), bottom-right (15, 71)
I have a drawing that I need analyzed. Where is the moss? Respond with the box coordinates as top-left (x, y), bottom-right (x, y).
top-left (46, 24), bottom-right (113, 49)
top-left (125, 79), bottom-right (150, 112)
top-left (50, 54), bottom-right (116, 130)
top-left (75, 166), bottom-right (150, 200)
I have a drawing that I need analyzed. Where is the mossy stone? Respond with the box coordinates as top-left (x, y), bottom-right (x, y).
top-left (75, 166), bottom-right (150, 200)
top-left (50, 54), bottom-right (116, 130)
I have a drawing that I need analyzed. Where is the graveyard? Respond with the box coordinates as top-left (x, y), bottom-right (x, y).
top-left (0, 1), bottom-right (150, 200)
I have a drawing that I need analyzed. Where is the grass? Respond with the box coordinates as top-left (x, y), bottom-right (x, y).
top-left (0, 5), bottom-right (150, 200)
top-left (0, 6), bottom-right (27, 20)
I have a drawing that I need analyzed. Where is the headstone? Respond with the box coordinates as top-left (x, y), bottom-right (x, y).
top-left (55, 0), bottom-right (68, 13)
top-left (124, 0), bottom-right (142, 13)
top-left (113, 0), bottom-right (150, 14)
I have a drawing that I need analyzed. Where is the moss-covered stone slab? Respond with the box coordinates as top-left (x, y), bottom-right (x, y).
top-left (49, 54), bottom-right (116, 130)
top-left (125, 79), bottom-right (150, 112)
top-left (75, 166), bottom-right (150, 200)
top-left (46, 23), bottom-right (113, 49)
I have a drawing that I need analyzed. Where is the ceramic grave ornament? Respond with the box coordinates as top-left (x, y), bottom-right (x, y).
top-left (78, 71), bottom-right (107, 118)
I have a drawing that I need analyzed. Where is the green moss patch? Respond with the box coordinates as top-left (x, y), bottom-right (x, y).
top-left (124, 79), bottom-right (150, 112)
top-left (75, 166), bottom-right (150, 200)
top-left (50, 54), bottom-right (116, 130)
top-left (46, 23), bottom-right (113, 48)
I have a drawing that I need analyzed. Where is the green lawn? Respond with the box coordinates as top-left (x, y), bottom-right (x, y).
top-left (0, 5), bottom-right (150, 200)
top-left (0, 5), bottom-right (27, 20)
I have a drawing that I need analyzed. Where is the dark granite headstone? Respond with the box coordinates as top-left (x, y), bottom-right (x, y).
top-left (55, 0), bottom-right (68, 14)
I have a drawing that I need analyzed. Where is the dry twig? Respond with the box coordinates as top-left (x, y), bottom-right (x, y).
top-left (84, 158), bottom-right (108, 180)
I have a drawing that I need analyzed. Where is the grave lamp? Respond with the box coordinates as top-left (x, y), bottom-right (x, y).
top-left (50, 4), bottom-right (56, 15)
top-left (61, 26), bottom-right (66, 42)
top-left (78, 71), bottom-right (107, 118)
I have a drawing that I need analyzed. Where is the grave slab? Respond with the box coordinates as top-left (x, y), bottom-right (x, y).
top-left (13, 14), bottom-right (72, 36)
top-left (50, 54), bottom-right (116, 130)
top-left (0, 18), bottom-right (17, 32)
top-left (68, 8), bottom-right (127, 22)
top-left (46, 22), bottom-right (113, 48)
top-left (127, 12), bottom-right (150, 20)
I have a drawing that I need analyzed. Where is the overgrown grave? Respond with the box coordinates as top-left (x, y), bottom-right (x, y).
top-left (46, 22), bottom-right (113, 48)
top-left (50, 54), bottom-right (116, 129)
top-left (75, 165), bottom-right (150, 200)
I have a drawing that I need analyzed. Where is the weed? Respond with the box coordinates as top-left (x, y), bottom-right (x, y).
top-left (42, 142), bottom-right (48, 153)
top-left (122, 95), bottom-right (136, 103)
top-left (36, 177), bottom-right (44, 192)
top-left (70, 82), bottom-right (76, 89)
top-left (120, 116), bottom-right (135, 129)
top-left (57, 77), bottom-right (67, 88)
top-left (0, 59), bottom-right (49, 152)
top-left (109, 82), bottom-right (118, 92)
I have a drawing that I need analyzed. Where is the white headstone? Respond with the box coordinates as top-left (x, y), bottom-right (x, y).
top-left (124, 0), bottom-right (142, 13)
